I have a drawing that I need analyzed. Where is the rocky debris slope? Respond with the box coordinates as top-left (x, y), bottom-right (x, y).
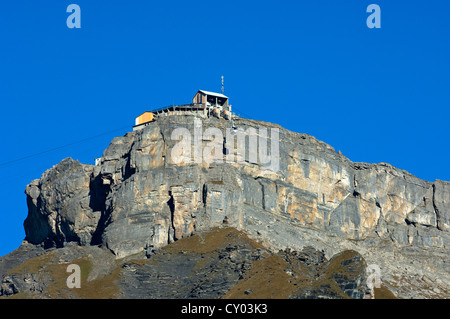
top-left (0, 227), bottom-right (375, 299)
top-left (1, 114), bottom-right (449, 298)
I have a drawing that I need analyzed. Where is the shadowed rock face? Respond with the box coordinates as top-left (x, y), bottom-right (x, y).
top-left (14, 114), bottom-right (450, 298)
top-left (24, 158), bottom-right (102, 248)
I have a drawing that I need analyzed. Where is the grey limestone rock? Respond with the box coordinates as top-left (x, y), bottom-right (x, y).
top-left (13, 114), bottom-right (450, 298)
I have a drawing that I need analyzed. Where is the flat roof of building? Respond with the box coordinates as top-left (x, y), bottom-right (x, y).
top-left (198, 90), bottom-right (228, 99)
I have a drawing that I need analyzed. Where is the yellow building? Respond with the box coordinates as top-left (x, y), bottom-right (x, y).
top-left (134, 111), bottom-right (155, 127)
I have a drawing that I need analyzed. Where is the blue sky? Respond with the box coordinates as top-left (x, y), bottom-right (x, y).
top-left (1, 0), bottom-right (449, 256)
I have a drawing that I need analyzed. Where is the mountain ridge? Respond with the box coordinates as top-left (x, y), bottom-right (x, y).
top-left (1, 114), bottom-right (449, 298)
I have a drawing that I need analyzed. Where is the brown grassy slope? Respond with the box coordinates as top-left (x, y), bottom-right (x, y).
top-left (2, 227), bottom-right (397, 299)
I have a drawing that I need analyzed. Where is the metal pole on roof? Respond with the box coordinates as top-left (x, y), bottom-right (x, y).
top-left (221, 75), bottom-right (224, 95)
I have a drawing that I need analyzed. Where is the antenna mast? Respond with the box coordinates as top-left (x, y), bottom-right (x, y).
top-left (221, 75), bottom-right (224, 95)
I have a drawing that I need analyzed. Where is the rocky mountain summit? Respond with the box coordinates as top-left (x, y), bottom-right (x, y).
top-left (1, 114), bottom-right (449, 298)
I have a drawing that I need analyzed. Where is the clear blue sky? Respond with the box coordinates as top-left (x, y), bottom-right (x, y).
top-left (1, 0), bottom-right (449, 256)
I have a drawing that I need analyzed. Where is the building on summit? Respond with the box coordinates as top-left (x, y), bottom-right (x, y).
top-left (133, 88), bottom-right (233, 131)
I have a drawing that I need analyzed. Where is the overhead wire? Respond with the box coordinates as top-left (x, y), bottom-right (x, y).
top-left (0, 125), bottom-right (130, 167)
top-left (0, 104), bottom-right (255, 168)
top-left (231, 106), bottom-right (254, 119)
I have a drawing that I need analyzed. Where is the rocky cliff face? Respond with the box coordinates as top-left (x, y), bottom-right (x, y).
top-left (4, 114), bottom-right (450, 298)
